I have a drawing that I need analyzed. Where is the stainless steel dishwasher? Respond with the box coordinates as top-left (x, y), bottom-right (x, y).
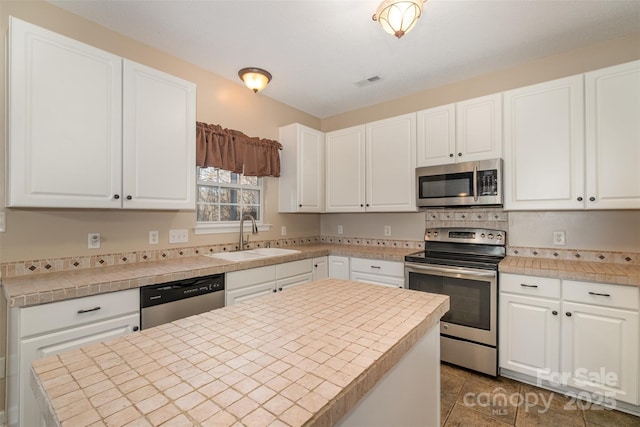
top-left (140, 273), bottom-right (225, 329)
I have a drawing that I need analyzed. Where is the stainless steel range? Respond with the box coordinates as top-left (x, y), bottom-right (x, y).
top-left (404, 227), bottom-right (506, 376)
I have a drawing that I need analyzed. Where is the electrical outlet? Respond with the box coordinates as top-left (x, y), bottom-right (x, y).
top-left (168, 229), bottom-right (188, 244)
top-left (281, 226), bottom-right (287, 236)
top-left (88, 233), bottom-right (101, 249)
top-left (384, 225), bottom-right (391, 236)
top-left (553, 231), bottom-right (566, 246)
top-left (337, 225), bottom-right (343, 235)
top-left (149, 231), bottom-right (159, 245)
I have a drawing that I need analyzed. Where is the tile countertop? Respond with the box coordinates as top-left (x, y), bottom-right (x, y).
top-left (4, 244), bottom-right (639, 308)
top-left (499, 256), bottom-right (640, 287)
top-left (30, 279), bottom-right (450, 427)
top-left (2, 244), bottom-right (417, 308)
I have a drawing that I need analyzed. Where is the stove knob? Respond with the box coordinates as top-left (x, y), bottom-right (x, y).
top-left (488, 233), bottom-right (494, 239)
top-left (497, 234), bottom-right (503, 240)
top-left (480, 233), bottom-right (486, 238)
top-left (426, 231), bottom-right (431, 237)
top-left (434, 232), bottom-right (438, 237)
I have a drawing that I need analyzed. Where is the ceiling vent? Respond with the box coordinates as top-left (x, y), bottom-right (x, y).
top-left (354, 75), bottom-right (382, 88)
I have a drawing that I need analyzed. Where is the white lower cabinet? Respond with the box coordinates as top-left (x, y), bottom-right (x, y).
top-left (7, 289), bottom-right (140, 427)
top-left (499, 275), bottom-right (561, 381)
top-left (226, 259), bottom-right (313, 305)
top-left (329, 256), bottom-right (350, 280)
top-left (499, 273), bottom-right (640, 406)
top-left (312, 256), bottom-right (328, 281)
top-left (350, 257), bottom-right (404, 288)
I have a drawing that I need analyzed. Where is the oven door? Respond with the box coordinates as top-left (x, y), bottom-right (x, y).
top-left (405, 262), bottom-right (497, 347)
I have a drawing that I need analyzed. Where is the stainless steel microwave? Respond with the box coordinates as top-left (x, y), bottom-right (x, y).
top-left (416, 159), bottom-right (503, 207)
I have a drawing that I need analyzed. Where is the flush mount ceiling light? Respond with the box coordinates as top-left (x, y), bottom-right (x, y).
top-left (372, 0), bottom-right (425, 39)
top-left (238, 67), bottom-right (272, 93)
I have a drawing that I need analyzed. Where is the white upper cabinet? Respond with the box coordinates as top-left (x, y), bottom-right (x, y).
top-left (416, 104), bottom-right (455, 166)
top-left (503, 75), bottom-right (585, 210)
top-left (6, 17), bottom-right (196, 209)
top-left (122, 60), bottom-right (196, 209)
top-left (417, 94), bottom-right (502, 167)
top-left (585, 60), bottom-right (640, 209)
top-left (365, 113), bottom-right (417, 212)
top-left (7, 17), bottom-right (123, 208)
top-left (278, 123), bottom-right (325, 212)
top-left (325, 114), bottom-right (416, 213)
top-left (325, 125), bottom-right (366, 212)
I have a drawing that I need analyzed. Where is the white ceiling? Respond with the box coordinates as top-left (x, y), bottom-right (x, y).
top-left (48, 0), bottom-right (640, 119)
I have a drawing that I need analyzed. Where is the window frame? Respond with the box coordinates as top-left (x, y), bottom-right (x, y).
top-left (194, 167), bottom-right (271, 235)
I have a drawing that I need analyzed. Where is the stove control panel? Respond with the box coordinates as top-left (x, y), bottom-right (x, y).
top-left (425, 227), bottom-right (506, 245)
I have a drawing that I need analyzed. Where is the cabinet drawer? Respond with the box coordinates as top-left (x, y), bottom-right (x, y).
top-left (20, 289), bottom-right (139, 338)
top-left (276, 259), bottom-right (312, 278)
top-left (350, 257), bottom-right (404, 277)
top-left (500, 273), bottom-right (561, 299)
top-left (226, 266), bottom-right (276, 290)
top-left (563, 280), bottom-right (639, 310)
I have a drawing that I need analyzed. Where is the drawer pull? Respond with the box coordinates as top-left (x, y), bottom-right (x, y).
top-left (588, 291), bottom-right (611, 297)
top-left (520, 284), bottom-right (538, 288)
top-left (552, 310), bottom-right (558, 316)
top-left (370, 265), bottom-right (381, 269)
top-left (77, 306), bottom-right (101, 314)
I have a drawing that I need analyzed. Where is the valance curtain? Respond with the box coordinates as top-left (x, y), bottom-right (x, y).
top-left (195, 122), bottom-right (282, 177)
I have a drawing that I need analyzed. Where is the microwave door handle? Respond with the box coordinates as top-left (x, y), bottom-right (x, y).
top-left (473, 164), bottom-right (479, 202)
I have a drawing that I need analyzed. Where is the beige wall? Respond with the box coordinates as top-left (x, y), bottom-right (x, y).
top-left (0, 1), bottom-right (321, 262)
top-left (320, 32), bottom-right (640, 131)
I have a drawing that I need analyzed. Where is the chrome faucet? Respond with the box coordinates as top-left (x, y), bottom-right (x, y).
top-left (239, 213), bottom-right (258, 250)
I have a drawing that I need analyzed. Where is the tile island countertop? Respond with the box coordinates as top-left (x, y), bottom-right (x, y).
top-left (31, 279), bottom-right (449, 427)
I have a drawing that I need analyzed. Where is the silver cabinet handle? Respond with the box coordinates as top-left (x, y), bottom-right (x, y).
top-left (520, 284), bottom-right (538, 288)
top-left (77, 306), bottom-right (101, 314)
top-left (588, 291), bottom-right (611, 297)
top-left (370, 265), bottom-right (381, 269)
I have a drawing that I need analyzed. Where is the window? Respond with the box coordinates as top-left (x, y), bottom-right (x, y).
top-left (196, 167), bottom-right (263, 224)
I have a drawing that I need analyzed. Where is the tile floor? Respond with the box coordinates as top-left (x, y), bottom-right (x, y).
top-left (440, 363), bottom-right (640, 427)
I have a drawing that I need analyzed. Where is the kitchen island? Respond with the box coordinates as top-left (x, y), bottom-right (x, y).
top-left (30, 279), bottom-right (449, 426)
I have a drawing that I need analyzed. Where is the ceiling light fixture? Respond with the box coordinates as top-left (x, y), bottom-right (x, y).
top-left (372, 0), bottom-right (425, 39)
top-left (238, 67), bottom-right (272, 93)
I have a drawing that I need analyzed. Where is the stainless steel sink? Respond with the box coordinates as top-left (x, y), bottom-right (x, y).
top-left (204, 247), bottom-right (300, 262)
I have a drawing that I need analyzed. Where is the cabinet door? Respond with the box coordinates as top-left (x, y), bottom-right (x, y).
top-left (325, 125), bottom-right (366, 212)
top-left (277, 273), bottom-right (313, 291)
top-left (350, 272), bottom-right (404, 288)
top-left (122, 60), bottom-right (196, 209)
top-left (499, 293), bottom-right (560, 380)
top-left (562, 302), bottom-right (639, 405)
top-left (503, 75), bottom-right (585, 210)
top-left (17, 314), bottom-right (138, 427)
top-left (416, 104), bottom-right (455, 167)
top-left (456, 94), bottom-right (502, 162)
top-left (225, 282), bottom-right (276, 306)
top-left (312, 257), bottom-right (329, 281)
top-left (365, 113), bottom-right (417, 212)
top-left (7, 17), bottom-right (122, 208)
top-left (585, 60), bottom-right (640, 209)
top-left (278, 124), bottom-right (325, 212)
top-left (329, 256), bottom-right (350, 280)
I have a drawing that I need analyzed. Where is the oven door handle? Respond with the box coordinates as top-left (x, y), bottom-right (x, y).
top-left (405, 263), bottom-right (496, 278)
